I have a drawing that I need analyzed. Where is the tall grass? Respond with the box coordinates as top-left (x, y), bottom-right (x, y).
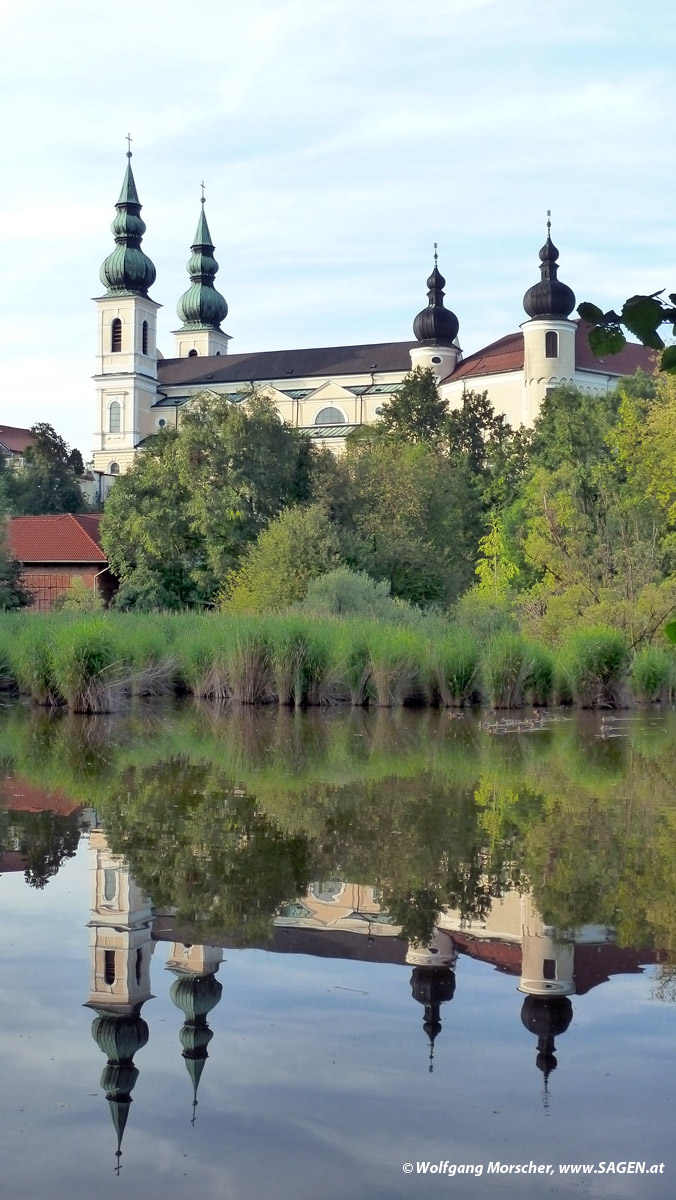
top-left (630, 646), bottom-right (674, 703)
top-left (557, 627), bottom-right (630, 708)
top-left (0, 610), bottom-right (661, 712)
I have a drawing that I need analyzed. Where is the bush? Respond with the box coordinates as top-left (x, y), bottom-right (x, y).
top-left (431, 630), bottom-right (481, 706)
top-left (483, 635), bottom-right (552, 708)
top-left (557, 627), bottom-right (630, 708)
top-left (630, 646), bottom-right (674, 703)
top-left (53, 577), bottom-right (104, 612)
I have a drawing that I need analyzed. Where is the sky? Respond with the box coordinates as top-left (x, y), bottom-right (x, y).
top-left (1, 0), bottom-right (675, 454)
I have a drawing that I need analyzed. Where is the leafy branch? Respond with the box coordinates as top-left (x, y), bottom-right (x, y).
top-left (578, 293), bottom-right (676, 374)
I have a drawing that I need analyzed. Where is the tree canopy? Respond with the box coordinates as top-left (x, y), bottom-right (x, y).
top-left (5, 423), bottom-right (89, 516)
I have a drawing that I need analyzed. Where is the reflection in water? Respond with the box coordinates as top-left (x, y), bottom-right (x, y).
top-left (1, 704), bottom-right (675, 1174)
top-left (167, 944), bottom-right (224, 1123)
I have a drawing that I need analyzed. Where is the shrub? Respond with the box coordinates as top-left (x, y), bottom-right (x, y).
top-left (630, 646), bottom-right (674, 703)
top-left (431, 630), bottom-right (481, 706)
top-left (483, 634), bottom-right (547, 709)
top-left (53, 577), bottom-right (104, 612)
top-left (557, 627), bottom-right (630, 708)
top-left (49, 618), bottom-right (123, 712)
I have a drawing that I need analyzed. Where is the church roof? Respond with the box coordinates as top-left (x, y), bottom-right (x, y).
top-left (446, 323), bottom-right (655, 384)
top-left (0, 425), bottom-right (34, 454)
top-left (157, 341), bottom-right (417, 388)
top-left (8, 514), bottom-right (107, 563)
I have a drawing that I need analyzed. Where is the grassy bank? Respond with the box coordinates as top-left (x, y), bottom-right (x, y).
top-left (0, 611), bottom-right (674, 713)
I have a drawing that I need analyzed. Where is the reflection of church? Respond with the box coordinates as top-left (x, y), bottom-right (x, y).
top-left (82, 832), bottom-right (659, 1163)
top-left (84, 825), bottom-right (223, 1169)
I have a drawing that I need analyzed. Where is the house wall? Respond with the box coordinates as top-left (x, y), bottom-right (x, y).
top-left (20, 565), bottom-right (115, 611)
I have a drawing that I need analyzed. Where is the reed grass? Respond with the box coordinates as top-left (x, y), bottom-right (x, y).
top-left (0, 610), bottom-right (665, 713)
top-left (557, 627), bottom-right (630, 709)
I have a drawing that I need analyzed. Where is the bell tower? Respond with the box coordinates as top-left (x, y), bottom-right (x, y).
top-left (92, 142), bottom-right (161, 476)
top-left (172, 187), bottom-right (230, 358)
top-left (521, 215), bottom-right (576, 426)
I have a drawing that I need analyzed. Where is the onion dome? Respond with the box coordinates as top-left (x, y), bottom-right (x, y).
top-left (410, 965), bottom-right (456, 1072)
top-left (170, 972), bottom-right (223, 1122)
top-left (523, 215), bottom-right (575, 320)
top-left (412, 249), bottom-right (460, 345)
top-left (99, 149), bottom-right (157, 297)
top-left (176, 192), bottom-right (228, 330)
top-left (91, 1009), bottom-right (149, 1173)
top-left (521, 995), bottom-right (573, 1083)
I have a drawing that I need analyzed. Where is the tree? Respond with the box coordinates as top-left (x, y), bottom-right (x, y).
top-left (379, 366), bottom-right (449, 442)
top-left (5, 423), bottom-right (89, 515)
top-left (222, 504), bottom-right (342, 612)
top-left (578, 296), bottom-right (676, 374)
top-left (102, 391), bottom-right (317, 608)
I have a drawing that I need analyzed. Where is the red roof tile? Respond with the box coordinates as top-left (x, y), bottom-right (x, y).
top-left (0, 425), bottom-right (34, 454)
top-left (446, 322), bottom-right (656, 385)
top-left (8, 514), bottom-right (107, 564)
top-left (0, 776), bottom-right (81, 817)
top-left (449, 332), bottom-right (524, 382)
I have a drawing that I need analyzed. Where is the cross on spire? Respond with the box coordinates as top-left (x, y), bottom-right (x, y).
top-left (546, 209), bottom-right (551, 235)
top-left (433, 241), bottom-right (438, 265)
top-left (200, 180), bottom-right (206, 205)
top-left (126, 133), bottom-right (133, 159)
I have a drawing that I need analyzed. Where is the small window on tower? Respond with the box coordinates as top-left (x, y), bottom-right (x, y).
top-left (111, 318), bottom-right (122, 353)
top-left (104, 950), bottom-right (116, 986)
top-left (109, 462), bottom-right (120, 475)
top-left (109, 402), bottom-right (121, 433)
top-left (188, 348), bottom-right (198, 357)
top-left (543, 958), bottom-right (556, 980)
top-left (142, 320), bottom-right (149, 355)
top-left (545, 330), bottom-right (558, 358)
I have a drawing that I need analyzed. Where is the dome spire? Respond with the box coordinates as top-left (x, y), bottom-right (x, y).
top-left (176, 187), bottom-right (228, 331)
top-left (99, 141), bottom-right (156, 298)
top-left (522, 212), bottom-right (575, 320)
top-left (412, 248), bottom-right (460, 346)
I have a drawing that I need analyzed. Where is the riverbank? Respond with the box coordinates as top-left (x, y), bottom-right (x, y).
top-left (0, 611), bottom-right (673, 713)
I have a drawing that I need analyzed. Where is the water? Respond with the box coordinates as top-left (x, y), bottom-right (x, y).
top-left (1, 702), bottom-right (675, 1198)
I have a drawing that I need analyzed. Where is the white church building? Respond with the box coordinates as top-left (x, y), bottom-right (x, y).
top-left (93, 154), bottom-right (653, 475)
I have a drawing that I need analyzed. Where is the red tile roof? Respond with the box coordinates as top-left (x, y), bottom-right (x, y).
top-left (445, 322), bottom-right (656, 385)
top-left (8, 514), bottom-right (107, 564)
top-left (0, 425), bottom-right (34, 454)
top-left (0, 776), bottom-right (81, 817)
top-left (449, 332), bottom-right (524, 382)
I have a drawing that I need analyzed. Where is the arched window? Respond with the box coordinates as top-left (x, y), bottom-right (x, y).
top-left (111, 317), bottom-right (122, 353)
top-left (314, 406), bottom-right (347, 425)
top-left (545, 330), bottom-right (558, 358)
top-left (109, 402), bottom-right (121, 433)
top-left (142, 320), bottom-right (149, 355)
top-left (109, 462), bottom-right (120, 476)
top-left (188, 348), bottom-right (198, 357)
top-left (103, 869), bottom-right (117, 902)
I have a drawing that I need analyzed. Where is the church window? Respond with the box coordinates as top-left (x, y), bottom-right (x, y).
top-left (104, 950), bottom-right (116, 986)
top-left (142, 320), bottom-right (149, 355)
top-left (188, 348), bottom-right (198, 357)
top-left (103, 869), bottom-right (117, 902)
top-left (315, 406), bottom-right (347, 425)
top-left (135, 949), bottom-right (143, 985)
top-left (543, 958), bottom-right (556, 980)
top-left (111, 318), bottom-right (122, 353)
top-left (109, 462), bottom-right (120, 476)
top-left (545, 330), bottom-right (558, 358)
top-left (431, 355), bottom-right (442, 364)
top-left (109, 402), bottom-right (121, 433)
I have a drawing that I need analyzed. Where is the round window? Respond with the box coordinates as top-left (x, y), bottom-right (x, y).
top-left (431, 355), bottom-right (442, 364)
top-left (157, 418), bottom-right (166, 428)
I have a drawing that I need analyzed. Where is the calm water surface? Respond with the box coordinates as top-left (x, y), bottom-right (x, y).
top-left (1, 703), bottom-right (675, 1199)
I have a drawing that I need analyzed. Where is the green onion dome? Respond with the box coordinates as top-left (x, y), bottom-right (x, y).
top-left (176, 198), bottom-right (228, 330)
top-left (99, 153), bottom-right (156, 297)
top-left (170, 971), bottom-right (223, 1020)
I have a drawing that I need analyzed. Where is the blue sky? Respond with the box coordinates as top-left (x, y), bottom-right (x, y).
top-left (1, 0), bottom-right (675, 453)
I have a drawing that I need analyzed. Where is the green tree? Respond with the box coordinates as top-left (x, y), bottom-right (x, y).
top-left (102, 391), bottom-right (316, 608)
top-left (222, 504), bottom-right (342, 612)
top-left (379, 366), bottom-right (448, 442)
top-left (5, 423), bottom-right (89, 515)
top-left (578, 294), bottom-right (676, 374)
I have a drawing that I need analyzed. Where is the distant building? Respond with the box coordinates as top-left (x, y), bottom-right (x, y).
top-left (7, 513), bottom-right (116, 610)
top-left (0, 424), bottom-right (34, 468)
top-left (92, 154), bottom-right (655, 472)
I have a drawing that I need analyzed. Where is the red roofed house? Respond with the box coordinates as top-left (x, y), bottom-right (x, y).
top-left (0, 424), bottom-right (34, 468)
top-left (91, 154), bottom-right (657, 468)
top-left (8, 513), bottom-right (116, 611)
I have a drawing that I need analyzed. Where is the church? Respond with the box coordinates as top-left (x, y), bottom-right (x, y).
top-left (92, 153), bottom-right (653, 476)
